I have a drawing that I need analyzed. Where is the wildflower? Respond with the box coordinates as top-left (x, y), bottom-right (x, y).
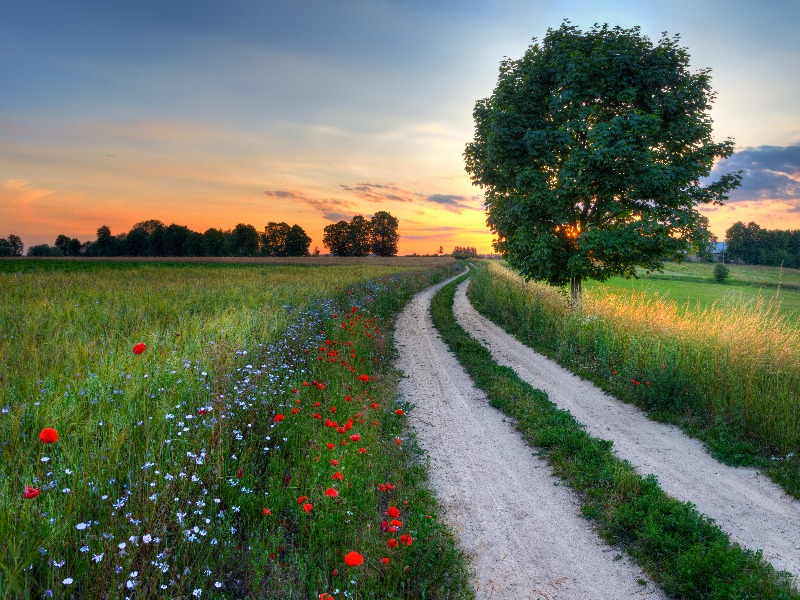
top-left (302, 503), bottom-right (313, 513)
top-left (395, 409), bottom-right (404, 416)
top-left (262, 508), bottom-right (271, 515)
top-left (332, 472), bottom-right (343, 481)
top-left (62, 578), bottom-right (73, 585)
top-left (386, 506), bottom-right (400, 518)
top-left (320, 594), bottom-right (334, 600)
top-left (325, 488), bottom-right (339, 498)
top-left (132, 343), bottom-right (146, 355)
top-left (331, 459), bottom-right (339, 466)
top-left (387, 538), bottom-right (398, 548)
top-left (344, 551), bottom-right (364, 566)
top-left (326, 443), bottom-right (335, 450)
top-left (237, 468), bottom-right (243, 479)
top-left (274, 414), bottom-right (285, 422)
top-left (297, 495), bottom-right (308, 504)
top-left (382, 557), bottom-right (390, 565)
top-left (349, 433), bottom-right (361, 442)
top-left (370, 403), bottom-right (379, 409)
top-left (39, 428), bottom-right (59, 443)
top-left (23, 485), bottom-right (40, 499)
top-left (399, 534), bottom-right (413, 546)
top-left (357, 447), bottom-right (367, 454)
top-left (358, 374), bottom-right (369, 382)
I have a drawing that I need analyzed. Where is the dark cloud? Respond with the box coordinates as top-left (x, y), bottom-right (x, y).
top-left (263, 190), bottom-right (306, 199)
top-left (340, 183), bottom-right (420, 204)
top-left (266, 190), bottom-right (357, 222)
top-left (426, 194), bottom-right (480, 213)
top-left (709, 144), bottom-right (800, 202)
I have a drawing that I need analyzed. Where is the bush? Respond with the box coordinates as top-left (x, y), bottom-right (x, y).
top-left (713, 262), bottom-right (730, 283)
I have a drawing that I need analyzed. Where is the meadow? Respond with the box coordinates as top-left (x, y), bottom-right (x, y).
top-left (0, 257), bottom-right (471, 599)
top-left (585, 261), bottom-right (800, 322)
top-left (467, 261), bottom-right (800, 497)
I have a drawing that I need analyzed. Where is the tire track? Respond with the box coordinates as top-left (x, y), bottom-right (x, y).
top-left (453, 278), bottom-right (800, 578)
top-left (395, 274), bottom-right (665, 599)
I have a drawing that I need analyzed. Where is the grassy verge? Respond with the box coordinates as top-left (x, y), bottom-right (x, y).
top-left (1, 260), bottom-right (471, 599)
top-left (468, 261), bottom-right (800, 499)
top-left (431, 273), bottom-right (797, 599)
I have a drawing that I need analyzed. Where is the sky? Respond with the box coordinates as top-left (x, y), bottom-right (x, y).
top-left (2, 0), bottom-right (799, 255)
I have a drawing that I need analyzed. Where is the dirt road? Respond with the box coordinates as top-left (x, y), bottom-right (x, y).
top-left (395, 274), bottom-right (666, 599)
top-left (451, 278), bottom-right (800, 578)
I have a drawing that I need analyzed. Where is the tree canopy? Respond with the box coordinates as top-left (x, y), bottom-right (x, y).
top-left (464, 21), bottom-right (742, 307)
top-left (322, 212), bottom-right (399, 256)
top-left (370, 211), bottom-right (400, 256)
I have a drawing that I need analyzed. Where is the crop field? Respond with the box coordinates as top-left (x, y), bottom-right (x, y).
top-left (468, 261), bottom-right (800, 496)
top-left (0, 257), bottom-right (470, 599)
top-left (584, 261), bottom-right (800, 322)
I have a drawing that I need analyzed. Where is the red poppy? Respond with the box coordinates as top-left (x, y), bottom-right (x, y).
top-left (132, 342), bottom-right (146, 355)
top-left (394, 438), bottom-right (402, 445)
top-left (399, 534), bottom-right (413, 546)
top-left (331, 459), bottom-right (339, 466)
top-left (349, 433), bottom-right (361, 442)
top-left (326, 443), bottom-right (335, 450)
top-left (237, 468), bottom-right (243, 479)
top-left (344, 551), bottom-right (364, 566)
top-left (358, 374), bottom-right (369, 382)
top-left (344, 395), bottom-right (352, 402)
top-left (297, 495), bottom-right (308, 504)
top-left (381, 557), bottom-right (390, 565)
top-left (325, 488), bottom-right (339, 498)
top-left (320, 594), bottom-right (334, 600)
top-left (39, 427), bottom-right (58, 444)
top-left (302, 503), bottom-right (313, 513)
top-left (395, 409), bottom-right (404, 416)
top-left (262, 508), bottom-right (272, 515)
top-left (332, 472), bottom-right (343, 481)
top-left (386, 506), bottom-right (400, 518)
top-left (291, 407), bottom-right (300, 415)
top-left (313, 413), bottom-right (322, 419)
top-left (370, 402), bottom-right (379, 409)
top-left (23, 485), bottom-right (40, 499)
top-left (274, 414), bottom-right (285, 422)
top-left (357, 447), bottom-right (367, 454)
top-left (390, 519), bottom-right (402, 529)
top-left (387, 538), bottom-right (398, 548)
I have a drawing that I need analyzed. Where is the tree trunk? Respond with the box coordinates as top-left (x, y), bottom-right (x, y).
top-left (570, 276), bottom-right (582, 312)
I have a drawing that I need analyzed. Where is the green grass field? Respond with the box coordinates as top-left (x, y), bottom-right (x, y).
top-left (0, 257), bottom-right (471, 599)
top-left (584, 262), bottom-right (800, 324)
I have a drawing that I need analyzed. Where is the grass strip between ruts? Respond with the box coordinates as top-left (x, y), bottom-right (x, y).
top-left (430, 273), bottom-right (799, 600)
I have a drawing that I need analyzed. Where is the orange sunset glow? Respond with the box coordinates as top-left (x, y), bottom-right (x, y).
top-left (2, 1), bottom-right (798, 254)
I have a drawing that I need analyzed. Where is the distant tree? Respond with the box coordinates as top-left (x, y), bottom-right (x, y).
top-left (127, 219), bottom-right (165, 257)
top-left (0, 239), bottom-right (13, 256)
top-left (229, 223), bottom-right (259, 256)
top-left (27, 244), bottom-right (61, 257)
top-left (4, 234), bottom-right (24, 256)
top-left (370, 211), bottom-right (399, 256)
top-left (184, 231), bottom-right (205, 256)
top-left (693, 215), bottom-right (717, 262)
top-left (323, 221), bottom-right (351, 256)
top-left (438, 245), bottom-right (444, 255)
top-left (66, 237), bottom-right (82, 256)
top-left (348, 215), bottom-right (372, 256)
top-left (261, 222), bottom-right (291, 257)
top-left (54, 234), bottom-right (72, 255)
top-left (163, 223), bottom-right (191, 257)
top-left (312, 246), bottom-right (321, 256)
top-left (452, 246), bottom-right (478, 259)
top-left (464, 22), bottom-right (741, 309)
top-left (203, 228), bottom-right (227, 256)
top-left (88, 225), bottom-right (123, 256)
top-left (726, 221), bottom-right (762, 264)
top-left (285, 224), bottom-right (312, 256)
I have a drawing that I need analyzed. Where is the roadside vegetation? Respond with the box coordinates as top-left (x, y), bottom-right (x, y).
top-left (468, 261), bottom-right (800, 499)
top-left (432, 272), bottom-right (799, 599)
top-left (0, 258), bottom-right (470, 599)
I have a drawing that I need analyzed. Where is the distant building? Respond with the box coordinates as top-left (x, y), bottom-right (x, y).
top-left (712, 241), bottom-right (727, 263)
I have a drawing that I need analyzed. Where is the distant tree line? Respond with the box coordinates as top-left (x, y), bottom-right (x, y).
top-left (322, 212), bottom-right (399, 257)
top-left (451, 246), bottom-right (478, 259)
top-left (19, 220), bottom-right (314, 258)
top-left (0, 234), bottom-right (24, 256)
top-left (725, 221), bottom-right (800, 267)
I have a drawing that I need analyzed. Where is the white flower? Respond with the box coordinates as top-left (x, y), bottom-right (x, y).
top-left (62, 578), bottom-right (73, 585)
top-left (92, 553), bottom-right (104, 563)
top-left (76, 522), bottom-right (88, 530)
top-left (142, 534), bottom-right (152, 544)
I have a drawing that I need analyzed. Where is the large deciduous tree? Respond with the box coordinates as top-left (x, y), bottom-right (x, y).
top-left (370, 211), bottom-right (399, 256)
top-left (285, 224), bottom-right (312, 256)
top-left (464, 22), bottom-right (742, 308)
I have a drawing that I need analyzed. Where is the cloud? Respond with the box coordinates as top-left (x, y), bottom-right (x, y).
top-left (426, 193), bottom-right (481, 213)
top-left (710, 144), bottom-right (800, 202)
top-left (339, 183), bottom-right (421, 204)
top-left (265, 190), bottom-right (358, 222)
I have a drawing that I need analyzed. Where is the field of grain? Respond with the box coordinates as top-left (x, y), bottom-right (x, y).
top-left (0, 258), bottom-right (469, 599)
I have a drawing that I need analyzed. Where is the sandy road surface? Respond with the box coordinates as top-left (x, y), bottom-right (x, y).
top-left (453, 279), bottom-right (800, 578)
top-left (395, 274), bottom-right (666, 599)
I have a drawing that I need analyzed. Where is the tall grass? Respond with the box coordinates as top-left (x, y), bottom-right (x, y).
top-left (468, 261), bottom-right (800, 490)
top-left (0, 259), bottom-right (470, 598)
